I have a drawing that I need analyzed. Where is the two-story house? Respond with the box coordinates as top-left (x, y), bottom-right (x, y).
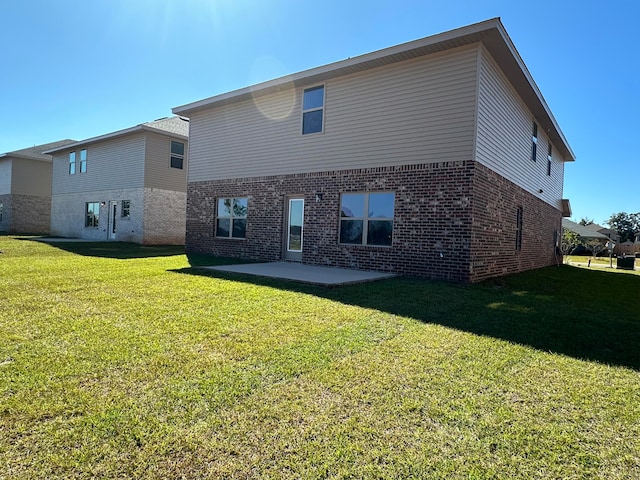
top-left (45, 116), bottom-right (189, 245)
top-left (0, 140), bottom-right (75, 234)
top-left (173, 18), bottom-right (575, 282)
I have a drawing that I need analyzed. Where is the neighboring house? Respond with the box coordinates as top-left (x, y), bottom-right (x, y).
top-left (44, 116), bottom-right (189, 244)
top-left (582, 222), bottom-right (620, 243)
top-left (0, 140), bottom-right (75, 234)
top-left (562, 219), bottom-right (610, 256)
top-left (173, 18), bottom-right (575, 282)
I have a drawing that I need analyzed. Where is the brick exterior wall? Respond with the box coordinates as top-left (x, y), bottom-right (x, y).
top-left (186, 160), bottom-right (562, 282)
top-left (142, 188), bottom-right (186, 245)
top-left (0, 194), bottom-right (51, 234)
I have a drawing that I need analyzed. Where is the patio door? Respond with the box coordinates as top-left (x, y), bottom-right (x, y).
top-left (108, 201), bottom-right (117, 240)
top-left (284, 197), bottom-right (304, 261)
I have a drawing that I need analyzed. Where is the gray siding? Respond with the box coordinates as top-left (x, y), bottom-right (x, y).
top-left (51, 134), bottom-right (145, 195)
top-left (188, 45), bottom-right (479, 181)
top-left (476, 46), bottom-right (565, 209)
top-left (0, 159), bottom-right (12, 195)
top-left (143, 132), bottom-right (188, 192)
top-left (11, 158), bottom-right (52, 197)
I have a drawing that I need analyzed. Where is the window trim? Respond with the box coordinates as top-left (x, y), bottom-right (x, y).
top-left (121, 200), bottom-right (131, 218)
top-left (215, 197), bottom-right (248, 239)
top-left (170, 141), bottom-right (185, 169)
top-left (302, 85), bottom-right (325, 135)
top-left (339, 191), bottom-right (395, 247)
top-left (85, 202), bottom-right (100, 228)
top-left (547, 144), bottom-right (552, 176)
top-left (69, 151), bottom-right (76, 175)
top-left (531, 122), bottom-right (538, 162)
top-left (79, 149), bottom-right (87, 173)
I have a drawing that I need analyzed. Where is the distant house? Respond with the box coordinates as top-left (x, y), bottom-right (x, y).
top-left (173, 18), bottom-right (575, 282)
top-left (44, 117), bottom-right (189, 244)
top-left (0, 140), bottom-right (75, 234)
top-left (562, 219), bottom-right (610, 243)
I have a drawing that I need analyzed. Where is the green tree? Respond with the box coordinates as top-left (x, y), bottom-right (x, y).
top-left (561, 228), bottom-right (581, 263)
top-left (607, 212), bottom-right (640, 243)
top-left (579, 217), bottom-right (594, 226)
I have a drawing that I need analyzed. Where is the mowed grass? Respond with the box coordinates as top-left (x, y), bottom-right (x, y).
top-left (0, 236), bottom-right (639, 479)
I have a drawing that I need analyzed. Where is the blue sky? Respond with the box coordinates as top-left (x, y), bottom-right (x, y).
top-left (1, 0), bottom-right (638, 225)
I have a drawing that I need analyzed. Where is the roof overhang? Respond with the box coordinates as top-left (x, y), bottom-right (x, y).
top-left (172, 17), bottom-right (575, 162)
top-left (561, 199), bottom-right (572, 217)
top-left (43, 125), bottom-right (188, 154)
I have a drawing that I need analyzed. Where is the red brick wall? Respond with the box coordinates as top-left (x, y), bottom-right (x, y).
top-left (470, 162), bottom-right (562, 282)
top-left (187, 160), bottom-right (562, 282)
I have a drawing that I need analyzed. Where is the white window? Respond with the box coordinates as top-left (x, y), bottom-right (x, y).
top-left (302, 85), bottom-right (324, 135)
top-left (339, 192), bottom-right (395, 246)
top-left (69, 151), bottom-right (76, 174)
top-left (531, 122), bottom-right (538, 162)
top-left (170, 141), bottom-right (185, 169)
top-left (85, 202), bottom-right (100, 228)
top-left (121, 200), bottom-right (131, 218)
top-left (216, 198), bottom-right (247, 238)
top-left (547, 144), bottom-right (552, 176)
top-left (80, 149), bottom-right (87, 173)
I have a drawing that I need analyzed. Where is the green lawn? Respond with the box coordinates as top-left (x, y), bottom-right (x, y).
top-left (1, 236), bottom-right (639, 479)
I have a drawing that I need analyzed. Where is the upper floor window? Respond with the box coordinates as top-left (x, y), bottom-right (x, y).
top-left (85, 202), bottom-right (100, 228)
top-left (121, 200), bottom-right (131, 218)
top-left (170, 141), bottom-right (185, 169)
top-left (302, 85), bottom-right (324, 135)
top-left (69, 151), bottom-right (76, 174)
top-left (531, 122), bottom-right (538, 162)
top-left (340, 192), bottom-right (395, 246)
top-left (216, 197), bottom-right (248, 239)
top-left (0, 202), bottom-right (3, 222)
top-left (547, 144), bottom-right (552, 176)
top-left (80, 149), bottom-right (87, 173)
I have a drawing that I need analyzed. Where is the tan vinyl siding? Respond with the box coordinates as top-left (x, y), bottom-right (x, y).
top-left (188, 45), bottom-right (479, 181)
top-left (0, 160), bottom-right (11, 195)
top-left (11, 159), bottom-right (52, 197)
top-left (51, 134), bottom-right (145, 195)
top-left (143, 132), bottom-right (188, 192)
top-left (476, 46), bottom-right (564, 208)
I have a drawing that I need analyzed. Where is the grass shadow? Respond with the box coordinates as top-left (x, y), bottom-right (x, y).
top-left (173, 261), bottom-right (640, 371)
top-left (22, 238), bottom-right (186, 260)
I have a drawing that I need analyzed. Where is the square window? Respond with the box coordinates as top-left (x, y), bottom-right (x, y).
top-left (216, 197), bottom-right (248, 239)
top-left (339, 192), bottom-right (394, 246)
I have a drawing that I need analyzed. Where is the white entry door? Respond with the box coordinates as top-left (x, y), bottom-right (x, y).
top-left (108, 201), bottom-right (117, 240)
top-left (284, 197), bottom-right (304, 261)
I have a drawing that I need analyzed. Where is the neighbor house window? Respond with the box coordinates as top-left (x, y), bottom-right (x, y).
top-left (216, 198), bottom-right (247, 238)
top-left (547, 144), bottom-right (552, 176)
top-left (69, 151), bottom-right (76, 174)
top-left (121, 200), bottom-right (131, 218)
top-left (80, 149), bottom-right (87, 173)
top-left (531, 122), bottom-right (538, 162)
top-left (0, 202), bottom-right (3, 222)
top-left (340, 192), bottom-right (395, 246)
top-left (302, 85), bottom-right (324, 135)
top-left (515, 206), bottom-right (523, 251)
top-left (86, 202), bottom-right (100, 228)
top-left (170, 141), bottom-right (185, 169)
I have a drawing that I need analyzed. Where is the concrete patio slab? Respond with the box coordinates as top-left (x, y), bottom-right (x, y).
top-left (202, 262), bottom-right (396, 286)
